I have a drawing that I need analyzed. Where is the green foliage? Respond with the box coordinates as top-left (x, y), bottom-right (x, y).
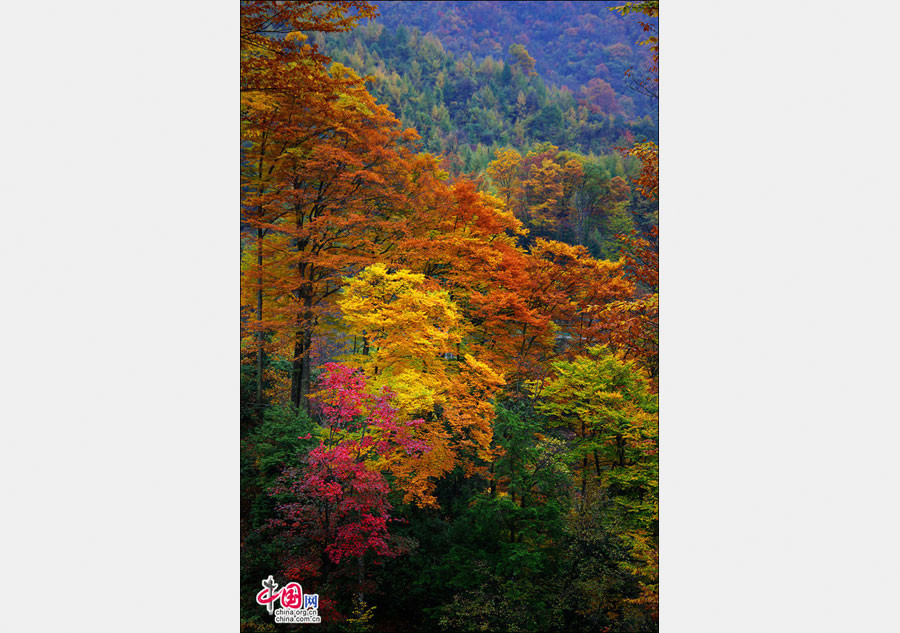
top-left (531, 346), bottom-right (659, 618)
top-left (320, 22), bottom-right (657, 166)
top-left (374, 1), bottom-right (657, 115)
top-left (532, 346), bottom-right (658, 494)
top-left (242, 405), bottom-right (317, 493)
top-left (556, 500), bottom-right (656, 632)
top-left (529, 103), bottom-right (564, 142)
top-left (492, 402), bottom-right (571, 509)
top-left (240, 405), bottom-right (317, 624)
top-left (595, 205), bottom-right (636, 260)
top-left (425, 491), bottom-right (566, 632)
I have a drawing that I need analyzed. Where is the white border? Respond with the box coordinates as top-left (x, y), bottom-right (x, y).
top-left (0, 1), bottom-right (235, 630)
top-left (663, 1), bottom-right (900, 631)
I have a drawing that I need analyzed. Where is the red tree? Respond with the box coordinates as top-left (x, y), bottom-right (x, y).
top-left (269, 364), bottom-right (426, 609)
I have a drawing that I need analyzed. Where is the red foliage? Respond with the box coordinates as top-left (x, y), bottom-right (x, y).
top-left (269, 364), bottom-right (426, 588)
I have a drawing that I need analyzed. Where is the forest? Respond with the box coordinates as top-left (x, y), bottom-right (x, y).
top-left (240, 1), bottom-right (659, 631)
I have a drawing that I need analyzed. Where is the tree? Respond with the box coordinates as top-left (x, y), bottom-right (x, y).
top-left (240, 405), bottom-right (318, 621)
top-left (338, 264), bottom-right (465, 417)
top-left (242, 41), bottom-right (424, 413)
top-left (580, 78), bottom-right (623, 115)
top-left (531, 345), bottom-right (658, 615)
top-left (507, 43), bottom-right (537, 76)
top-left (338, 264), bottom-right (505, 505)
top-left (240, 1), bottom-right (379, 414)
top-left (623, 140), bottom-right (659, 201)
top-left (521, 157), bottom-right (567, 229)
top-left (270, 364), bottom-right (425, 611)
top-left (486, 148), bottom-right (522, 209)
top-left (568, 156), bottom-right (632, 247)
top-left (521, 239), bottom-right (634, 362)
top-left (603, 226), bottom-right (659, 380)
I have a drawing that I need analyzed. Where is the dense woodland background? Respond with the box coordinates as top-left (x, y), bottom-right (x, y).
top-left (241, 2), bottom-right (659, 631)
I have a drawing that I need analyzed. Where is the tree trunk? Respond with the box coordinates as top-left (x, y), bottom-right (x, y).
top-left (580, 420), bottom-right (588, 511)
top-left (253, 125), bottom-right (269, 418)
top-left (581, 455), bottom-right (588, 510)
top-left (290, 320), bottom-right (313, 415)
top-left (358, 555), bottom-right (365, 604)
top-left (256, 227), bottom-right (264, 417)
top-left (290, 202), bottom-right (314, 415)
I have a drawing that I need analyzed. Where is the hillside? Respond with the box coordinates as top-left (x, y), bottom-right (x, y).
top-left (318, 19), bottom-right (657, 170)
top-left (372, 0), bottom-right (657, 118)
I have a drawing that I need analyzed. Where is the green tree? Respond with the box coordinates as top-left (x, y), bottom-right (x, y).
top-left (531, 345), bottom-right (658, 615)
top-left (508, 43), bottom-right (537, 76)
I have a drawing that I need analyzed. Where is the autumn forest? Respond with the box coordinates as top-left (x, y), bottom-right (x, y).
top-left (240, 2), bottom-right (659, 631)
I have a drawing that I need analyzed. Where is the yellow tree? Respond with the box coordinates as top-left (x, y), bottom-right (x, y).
top-left (337, 264), bottom-right (504, 506)
top-left (486, 148), bottom-right (522, 208)
top-left (508, 43), bottom-right (537, 76)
